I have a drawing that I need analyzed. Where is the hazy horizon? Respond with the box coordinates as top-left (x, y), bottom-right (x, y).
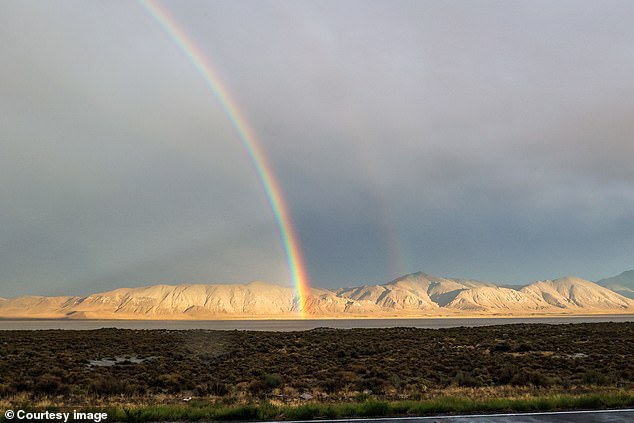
top-left (2, 1), bottom-right (634, 297)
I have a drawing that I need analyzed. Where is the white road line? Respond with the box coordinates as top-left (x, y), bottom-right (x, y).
top-left (279, 408), bottom-right (634, 423)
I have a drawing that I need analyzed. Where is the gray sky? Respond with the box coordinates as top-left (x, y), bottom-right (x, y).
top-left (1, 0), bottom-right (634, 297)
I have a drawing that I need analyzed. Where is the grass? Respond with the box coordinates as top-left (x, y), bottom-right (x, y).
top-left (110, 392), bottom-right (634, 421)
top-left (3, 391), bottom-right (632, 422)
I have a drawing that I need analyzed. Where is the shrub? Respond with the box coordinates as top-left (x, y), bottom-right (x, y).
top-left (359, 377), bottom-right (386, 395)
top-left (452, 371), bottom-right (483, 387)
top-left (156, 373), bottom-right (183, 392)
top-left (525, 370), bottom-right (554, 388)
top-left (492, 343), bottom-right (512, 352)
top-left (33, 375), bottom-right (61, 395)
top-left (89, 376), bottom-right (134, 395)
top-left (388, 374), bottom-right (403, 389)
top-left (582, 370), bottom-right (610, 385)
top-left (516, 343), bottom-right (533, 352)
top-left (320, 378), bottom-right (344, 393)
top-left (263, 373), bottom-right (282, 389)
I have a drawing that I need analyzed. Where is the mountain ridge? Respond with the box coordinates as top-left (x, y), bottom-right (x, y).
top-left (1, 272), bottom-right (633, 319)
top-left (597, 270), bottom-right (634, 299)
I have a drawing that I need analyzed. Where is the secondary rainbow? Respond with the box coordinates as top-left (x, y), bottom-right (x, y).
top-left (140, 0), bottom-right (311, 316)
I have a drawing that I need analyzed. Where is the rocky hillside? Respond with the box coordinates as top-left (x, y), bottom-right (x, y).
top-left (0, 272), bottom-right (632, 319)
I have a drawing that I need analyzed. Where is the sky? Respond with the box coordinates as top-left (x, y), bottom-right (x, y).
top-left (1, 0), bottom-right (634, 297)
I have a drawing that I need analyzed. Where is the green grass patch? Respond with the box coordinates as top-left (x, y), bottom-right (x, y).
top-left (3, 392), bottom-right (634, 422)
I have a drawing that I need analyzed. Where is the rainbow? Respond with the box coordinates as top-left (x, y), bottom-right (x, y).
top-left (140, 0), bottom-right (311, 317)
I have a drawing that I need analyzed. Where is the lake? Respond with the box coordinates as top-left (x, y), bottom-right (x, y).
top-left (1, 315), bottom-right (633, 330)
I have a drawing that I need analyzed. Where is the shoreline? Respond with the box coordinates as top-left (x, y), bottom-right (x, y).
top-left (1, 314), bottom-right (633, 331)
top-left (1, 311), bottom-right (634, 321)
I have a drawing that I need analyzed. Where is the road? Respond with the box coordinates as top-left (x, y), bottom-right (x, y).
top-left (280, 409), bottom-right (634, 422)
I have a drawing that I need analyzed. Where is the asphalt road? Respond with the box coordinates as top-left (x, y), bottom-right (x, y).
top-left (281, 409), bottom-right (634, 422)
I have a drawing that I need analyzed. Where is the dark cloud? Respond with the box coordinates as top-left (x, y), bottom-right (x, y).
top-left (1, 1), bottom-right (634, 296)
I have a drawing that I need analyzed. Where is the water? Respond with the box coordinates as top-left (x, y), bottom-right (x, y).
top-left (88, 355), bottom-right (154, 367)
top-left (0, 315), bottom-right (632, 331)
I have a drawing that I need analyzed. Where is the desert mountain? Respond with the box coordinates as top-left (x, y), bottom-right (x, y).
top-left (0, 272), bottom-right (632, 319)
top-left (76, 282), bottom-right (300, 317)
top-left (444, 286), bottom-right (551, 311)
top-left (597, 270), bottom-right (634, 300)
top-left (521, 276), bottom-right (633, 310)
top-left (336, 272), bottom-right (495, 309)
top-left (0, 296), bottom-right (82, 318)
top-left (0, 282), bottom-right (371, 319)
top-left (336, 272), bottom-right (439, 310)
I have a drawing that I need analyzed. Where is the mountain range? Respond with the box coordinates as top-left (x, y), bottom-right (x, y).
top-left (0, 271), bottom-right (633, 319)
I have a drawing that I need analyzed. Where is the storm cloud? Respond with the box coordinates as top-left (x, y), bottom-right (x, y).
top-left (1, 0), bottom-right (633, 297)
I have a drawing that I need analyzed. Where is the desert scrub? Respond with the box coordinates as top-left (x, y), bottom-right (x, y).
top-left (0, 323), bottom-right (633, 405)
